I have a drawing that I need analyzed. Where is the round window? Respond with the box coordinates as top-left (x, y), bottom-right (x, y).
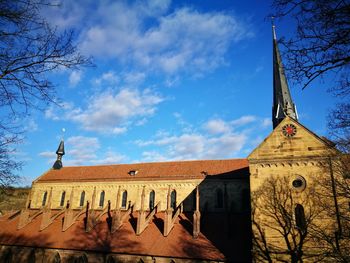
top-left (291, 175), bottom-right (306, 191)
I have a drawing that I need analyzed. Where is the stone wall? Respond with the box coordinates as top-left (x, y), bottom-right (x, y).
top-left (29, 178), bottom-right (249, 213)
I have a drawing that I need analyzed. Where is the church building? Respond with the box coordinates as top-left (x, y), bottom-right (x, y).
top-left (0, 27), bottom-right (346, 263)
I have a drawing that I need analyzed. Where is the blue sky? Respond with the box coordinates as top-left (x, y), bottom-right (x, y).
top-left (16, 0), bottom-right (338, 185)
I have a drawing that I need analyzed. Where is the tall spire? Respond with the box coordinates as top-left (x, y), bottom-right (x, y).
top-left (53, 140), bottom-right (65, 169)
top-left (272, 23), bottom-right (298, 128)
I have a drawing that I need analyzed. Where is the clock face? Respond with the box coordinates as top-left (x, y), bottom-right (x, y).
top-left (282, 124), bottom-right (297, 137)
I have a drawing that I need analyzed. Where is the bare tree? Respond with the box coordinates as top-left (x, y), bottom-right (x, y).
top-left (328, 103), bottom-right (350, 153)
top-left (251, 176), bottom-right (325, 262)
top-left (272, 0), bottom-right (350, 94)
top-left (0, 0), bottom-right (91, 186)
top-left (311, 156), bottom-right (350, 262)
top-left (0, 133), bottom-right (22, 192)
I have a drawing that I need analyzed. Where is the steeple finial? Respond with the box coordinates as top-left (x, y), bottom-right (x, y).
top-left (271, 16), bottom-right (277, 40)
top-left (53, 139), bottom-right (65, 169)
top-left (272, 24), bottom-right (298, 128)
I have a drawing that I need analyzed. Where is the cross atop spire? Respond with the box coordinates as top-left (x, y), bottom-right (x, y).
top-left (272, 24), bottom-right (298, 128)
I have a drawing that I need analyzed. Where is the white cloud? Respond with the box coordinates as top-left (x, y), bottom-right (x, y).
top-left (39, 151), bottom-right (56, 158)
top-left (69, 70), bottom-right (83, 87)
top-left (204, 119), bottom-right (231, 134)
top-left (261, 118), bottom-right (271, 128)
top-left (123, 72), bottom-right (146, 85)
top-left (230, 115), bottom-right (256, 126)
top-left (65, 136), bottom-right (100, 165)
top-left (135, 114), bottom-right (271, 162)
top-left (92, 151), bottom-right (126, 164)
top-left (77, 2), bottom-right (252, 75)
top-left (137, 132), bottom-right (246, 161)
top-left (93, 71), bottom-right (119, 86)
top-left (24, 119), bottom-right (38, 132)
top-left (39, 136), bottom-right (126, 166)
top-left (64, 88), bottom-right (163, 134)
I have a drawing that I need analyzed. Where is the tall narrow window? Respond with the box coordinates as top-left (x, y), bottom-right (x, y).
top-left (171, 190), bottom-right (176, 209)
top-left (60, 191), bottom-right (66, 207)
top-left (121, 191), bottom-right (127, 208)
top-left (79, 191), bottom-right (85, 207)
top-left (149, 190), bottom-right (155, 210)
top-left (216, 188), bottom-right (223, 208)
top-left (295, 204), bottom-right (306, 231)
top-left (99, 191), bottom-right (105, 207)
top-left (192, 189), bottom-right (196, 210)
top-left (42, 191), bottom-right (48, 206)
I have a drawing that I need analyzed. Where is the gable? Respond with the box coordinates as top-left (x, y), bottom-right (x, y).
top-left (248, 117), bottom-right (335, 161)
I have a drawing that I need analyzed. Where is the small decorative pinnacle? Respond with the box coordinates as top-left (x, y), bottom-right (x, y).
top-left (53, 140), bottom-right (65, 170)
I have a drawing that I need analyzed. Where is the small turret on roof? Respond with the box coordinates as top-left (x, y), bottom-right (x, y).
top-left (53, 140), bottom-right (65, 170)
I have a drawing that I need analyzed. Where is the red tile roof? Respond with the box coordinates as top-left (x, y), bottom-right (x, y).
top-left (0, 210), bottom-right (252, 261)
top-left (37, 159), bottom-right (249, 182)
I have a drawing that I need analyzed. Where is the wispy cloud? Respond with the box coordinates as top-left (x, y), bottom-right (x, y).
top-left (81, 7), bottom-right (251, 75)
top-left (47, 1), bottom-right (253, 76)
top-left (39, 136), bottom-right (126, 166)
top-left (45, 88), bottom-right (164, 134)
top-left (69, 70), bottom-right (83, 87)
top-left (134, 115), bottom-right (268, 161)
top-left (93, 71), bottom-right (119, 86)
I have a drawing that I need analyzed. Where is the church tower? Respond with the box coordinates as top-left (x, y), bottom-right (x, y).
top-left (272, 24), bottom-right (298, 128)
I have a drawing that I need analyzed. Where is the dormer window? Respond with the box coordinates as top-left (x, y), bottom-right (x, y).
top-left (128, 170), bottom-right (138, 176)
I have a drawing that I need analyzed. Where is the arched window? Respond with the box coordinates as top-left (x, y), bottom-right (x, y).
top-left (99, 191), bottom-right (105, 207)
top-left (60, 191), bottom-right (66, 207)
top-left (295, 204), bottom-right (306, 231)
top-left (52, 252), bottom-right (61, 263)
top-left (149, 190), bottom-right (155, 210)
top-left (171, 190), bottom-right (176, 209)
top-left (79, 191), bottom-right (85, 207)
top-left (121, 191), bottom-right (127, 208)
top-left (216, 188), bottom-right (223, 208)
top-left (42, 191), bottom-right (48, 206)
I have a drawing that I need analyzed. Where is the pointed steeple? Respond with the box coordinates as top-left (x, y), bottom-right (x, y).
top-left (272, 24), bottom-right (298, 128)
top-left (53, 140), bottom-right (65, 169)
